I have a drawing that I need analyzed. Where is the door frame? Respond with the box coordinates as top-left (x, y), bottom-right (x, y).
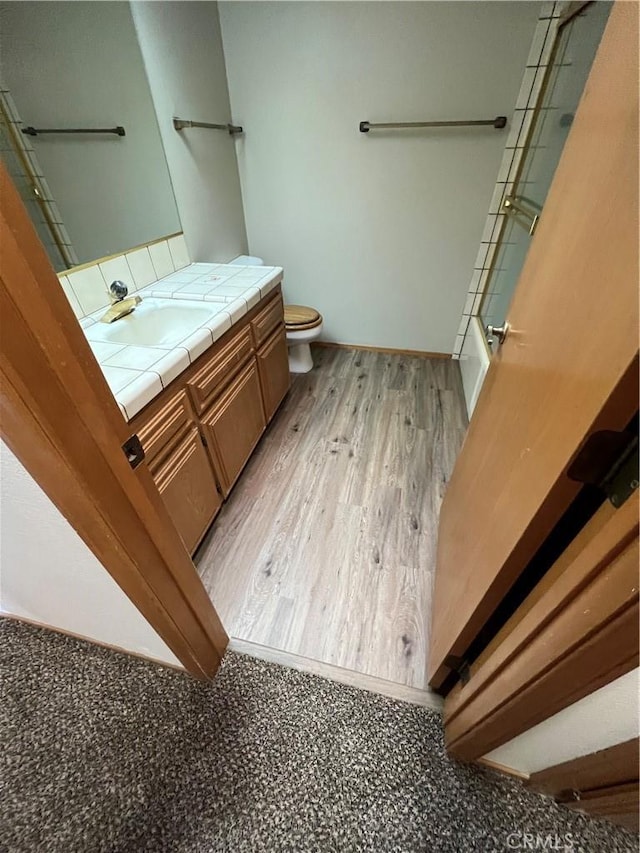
top-left (443, 493), bottom-right (639, 761)
top-left (529, 739), bottom-right (640, 833)
top-left (0, 162), bottom-right (228, 678)
top-left (528, 738), bottom-right (639, 798)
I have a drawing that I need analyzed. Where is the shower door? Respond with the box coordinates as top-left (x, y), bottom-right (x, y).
top-left (481, 1), bottom-right (611, 346)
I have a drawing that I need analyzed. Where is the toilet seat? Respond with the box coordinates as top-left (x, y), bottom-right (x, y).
top-left (284, 305), bottom-right (322, 331)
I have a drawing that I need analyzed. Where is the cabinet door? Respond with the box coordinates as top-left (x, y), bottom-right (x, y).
top-left (201, 359), bottom-right (266, 496)
top-left (133, 389), bottom-right (194, 468)
top-left (257, 324), bottom-right (290, 422)
top-left (251, 292), bottom-right (283, 347)
top-left (152, 427), bottom-right (222, 554)
top-left (186, 325), bottom-right (253, 414)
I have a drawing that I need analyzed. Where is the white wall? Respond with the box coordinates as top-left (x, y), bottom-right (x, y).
top-left (131, 1), bottom-right (248, 265)
top-left (0, 2), bottom-right (181, 266)
top-left (484, 669), bottom-right (640, 775)
top-left (459, 316), bottom-right (490, 417)
top-left (0, 441), bottom-right (181, 668)
top-left (219, 1), bottom-right (540, 353)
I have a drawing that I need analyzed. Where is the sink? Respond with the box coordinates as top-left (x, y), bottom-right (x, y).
top-left (85, 297), bottom-right (220, 348)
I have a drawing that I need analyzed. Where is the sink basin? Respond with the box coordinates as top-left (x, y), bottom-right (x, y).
top-left (85, 297), bottom-right (220, 348)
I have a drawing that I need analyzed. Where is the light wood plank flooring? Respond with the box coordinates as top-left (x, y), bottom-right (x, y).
top-left (196, 346), bottom-right (467, 690)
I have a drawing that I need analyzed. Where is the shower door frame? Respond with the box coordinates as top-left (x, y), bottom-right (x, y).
top-left (477, 0), bottom-right (598, 350)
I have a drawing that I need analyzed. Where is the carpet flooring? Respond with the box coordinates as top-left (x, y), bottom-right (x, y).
top-left (0, 618), bottom-right (636, 853)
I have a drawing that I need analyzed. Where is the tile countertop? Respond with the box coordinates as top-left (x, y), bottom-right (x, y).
top-left (81, 263), bottom-right (283, 421)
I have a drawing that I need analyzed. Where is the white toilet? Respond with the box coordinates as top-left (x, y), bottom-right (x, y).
top-left (284, 305), bottom-right (323, 373)
top-left (229, 255), bottom-right (265, 266)
top-left (230, 256), bottom-right (322, 374)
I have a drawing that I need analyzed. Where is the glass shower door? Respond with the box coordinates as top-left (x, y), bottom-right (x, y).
top-left (480, 1), bottom-right (611, 345)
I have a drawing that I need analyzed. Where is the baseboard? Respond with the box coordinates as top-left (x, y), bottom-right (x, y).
top-left (0, 611), bottom-right (186, 672)
top-left (477, 756), bottom-right (530, 782)
top-left (228, 636), bottom-right (444, 710)
top-left (313, 341), bottom-right (451, 360)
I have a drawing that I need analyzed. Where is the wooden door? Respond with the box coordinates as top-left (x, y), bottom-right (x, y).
top-left (257, 325), bottom-right (290, 421)
top-left (429, 2), bottom-right (639, 689)
top-left (152, 428), bottom-right (222, 554)
top-left (201, 359), bottom-right (266, 496)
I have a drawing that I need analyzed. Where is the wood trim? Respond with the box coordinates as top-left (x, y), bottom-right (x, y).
top-left (443, 495), bottom-right (639, 761)
top-left (62, 231), bottom-right (184, 276)
top-left (0, 161), bottom-right (228, 678)
top-left (528, 739), bottom-right (639, 798)
top-left (564, 782), bottom-right (639, 832)
top-left (313, 341), bottom-right (451, 359)
top-left (446, 496), bottom-right (639, 722)
top-left (476, 757), bottom-right (530, 783)
top-left (448, 603), bottom-right (639, 761)
top-left (227, 637), bottom-right (444, 710)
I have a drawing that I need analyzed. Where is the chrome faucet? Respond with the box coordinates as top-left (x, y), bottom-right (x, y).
top-left (100, 280), bottom-right (141, 323)
top-left (109, 280), bottom-right (129, 302)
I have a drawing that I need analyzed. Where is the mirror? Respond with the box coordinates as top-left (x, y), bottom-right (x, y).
top-left (0, 1), bottom-right (181, 272)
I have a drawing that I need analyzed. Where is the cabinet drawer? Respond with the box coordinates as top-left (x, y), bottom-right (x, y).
top-left (187, 325), bottom-right (253, 414)
top-left (251, 294), bottom-right (283, 347)
top-left (201, 358), bottom-right (266, 495)
top-left (135, 389), bottom-right (193, 467)
top-left (153, 427), bottom-right (222, 554)
top-left (257, 324), bottom-right (290, 422)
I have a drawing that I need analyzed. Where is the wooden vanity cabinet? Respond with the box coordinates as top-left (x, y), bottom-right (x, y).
top-left (200, 358), bottom-right (266, 496)
top-left (131, 287), bottom-right (290, 554)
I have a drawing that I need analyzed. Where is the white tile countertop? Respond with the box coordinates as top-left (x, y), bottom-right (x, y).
top-left (81, 263), bottom-right (283, 421)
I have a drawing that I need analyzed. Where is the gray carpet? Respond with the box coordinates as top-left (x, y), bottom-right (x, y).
top-left (0, 618), bottom-right (636, 853)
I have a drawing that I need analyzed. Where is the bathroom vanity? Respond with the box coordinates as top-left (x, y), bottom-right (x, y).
top-left (128, 286), bottom-right (290, 554)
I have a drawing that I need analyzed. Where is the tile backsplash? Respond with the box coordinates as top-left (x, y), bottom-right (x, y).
top-left (57, 233), bottom-right (191, 321)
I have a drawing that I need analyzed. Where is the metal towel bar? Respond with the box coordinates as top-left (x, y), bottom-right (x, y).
top-left (173, 118), bottom-right (243, 136)
top-left (22, 126), bottom-right (125, 137)
top-left (359, 116), bottom-right (507, 133)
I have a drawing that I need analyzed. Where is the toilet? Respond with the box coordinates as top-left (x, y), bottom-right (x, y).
top-left (229, 256), bottom-right (322, 374)
top-left (229, 255), bottom-right (264, 266)
top-left (284, 305), bottom-right (323, 373)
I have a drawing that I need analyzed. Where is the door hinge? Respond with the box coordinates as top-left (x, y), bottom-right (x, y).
top-left (443, 654), bottom-right (471, 685)
top-left (215, 482), bottom-right (222, 496)
top-left (200, 433), bottom-right (208, 448)
top-left (568, 429), bottom-right (639, 509)
top-left (122, 434), bottom-right (145, 469)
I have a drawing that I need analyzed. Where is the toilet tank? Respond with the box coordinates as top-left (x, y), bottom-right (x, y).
top-left (229, 255), bottom-right (264, 266)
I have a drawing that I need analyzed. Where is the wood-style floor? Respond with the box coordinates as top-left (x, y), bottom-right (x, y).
top-left (196, 345), bottom-right (467, 691)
